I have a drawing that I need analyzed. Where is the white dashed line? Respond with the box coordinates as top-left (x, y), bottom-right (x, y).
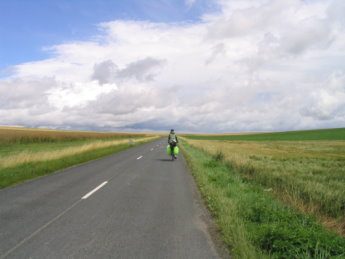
top-left (137, 156), bottom-right (143, 160)
top-left (82, 181), bottom-right (108, 200)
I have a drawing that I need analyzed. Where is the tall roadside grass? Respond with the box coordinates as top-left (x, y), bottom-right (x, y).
top-left (183, 138), bottom-right (345, 236)
top-left (181, 140), bottom-right (345, 258)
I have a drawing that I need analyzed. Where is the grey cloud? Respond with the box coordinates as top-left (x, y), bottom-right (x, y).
top-left (92, 60), bottom-right (118, 85)
top-left (55, 83), bottom-right (173, 131)
top-left (280, 19), bottom-right (333, 55)
top-left (205, 43), bottom-right (226, 65)
top-left (125, 118), bottom-right (183, 132)
top-left (118, 58), bottom-right (166, 81)
top-left (0, 77), bottom-right (59, 127)
top-left (299, 72), bottom-right (345, 121)
top-left (92, 58), bottom-right (166, 85)
top-left (300, 107), bottom-right (333, 121)
top-left (0, 78), bottom-right (55, 110)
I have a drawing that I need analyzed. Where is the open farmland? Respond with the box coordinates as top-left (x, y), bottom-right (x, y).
top-left (185, 128), bottom-right (345, 141)
top-left (182, 128), bottom-right (345, 258)
top-left (0, 126), bottom-right (151, 143)
top-left (0, 127), bottom-right (159, 188)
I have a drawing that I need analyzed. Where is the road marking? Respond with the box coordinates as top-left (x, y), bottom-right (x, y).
top-left (82, 181), bottom-right (108, 200)
top-left (150, 148), bottom-right (154, 151)
top-left (137, 155), bottom-right (143, 160)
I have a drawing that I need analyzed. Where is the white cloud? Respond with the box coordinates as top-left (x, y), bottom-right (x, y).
top-left (1, 0), bottom-right (345, 132)
top-left (300, 71), bottom-right (345, 121)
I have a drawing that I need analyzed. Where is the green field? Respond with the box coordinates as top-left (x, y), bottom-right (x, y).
top-left (184, 128), bottom-right (345, 141)
top-left (182, 140), bottom-right (345, 258)
top-left (181, 127), bottom-right (345, 258)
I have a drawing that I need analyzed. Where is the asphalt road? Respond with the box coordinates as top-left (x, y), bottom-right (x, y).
top-left (0, 138), bottom-right (225, 259)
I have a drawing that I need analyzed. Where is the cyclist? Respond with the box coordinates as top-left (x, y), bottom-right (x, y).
top-left (168, 129), bottom-right (179, 159)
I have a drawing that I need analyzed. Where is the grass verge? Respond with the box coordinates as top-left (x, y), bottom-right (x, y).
top-left (0, 139), bottom-right (154, 189)
top-left (181, 140), bottom-right (345, 259)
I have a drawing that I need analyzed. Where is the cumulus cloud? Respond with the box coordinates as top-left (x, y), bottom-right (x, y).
top-left (92, 60), bottom-right (118, 85)
top-left (300, 72), bottom-right (345, 121)
top-left (92, 58), bottom-right (166, 85)
top-left (1, 0), bottom-right (345, 132)
top-left (0, 77), bottom-right (55, 110)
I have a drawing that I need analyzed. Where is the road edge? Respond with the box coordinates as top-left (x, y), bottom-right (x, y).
top-left (181, 150), bottom-right (231, 259)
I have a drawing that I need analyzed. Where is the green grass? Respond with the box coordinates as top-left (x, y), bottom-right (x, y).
top-left (184, 128), bottom-right (345, 141)
top-left (0, 140), bottom-right (150, 189)
top-left (182, 140), bottom-right (345, 259)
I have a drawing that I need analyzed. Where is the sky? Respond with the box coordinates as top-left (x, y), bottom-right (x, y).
top-left (0, 0), bottom-right (345, 133)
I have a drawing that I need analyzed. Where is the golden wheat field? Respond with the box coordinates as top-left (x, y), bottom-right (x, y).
top-left (0, 126), bottom-right (155, 143)
top-left (0, 127), bottom-right (160, 168)
top-left (0, 136), bottom-right (158, 169)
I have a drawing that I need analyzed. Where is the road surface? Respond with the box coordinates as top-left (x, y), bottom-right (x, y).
top-left (0, 139), bottom-right (226, 259)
